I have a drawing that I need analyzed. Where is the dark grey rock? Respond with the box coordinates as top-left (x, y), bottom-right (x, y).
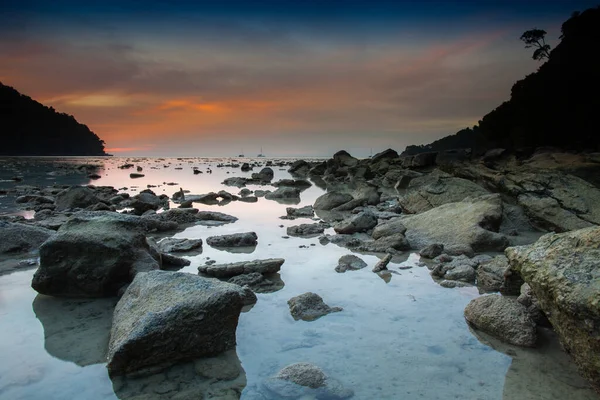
top-left (287, 292), bottom-right (342, 321)
top-left (206, 232), bottom-right (258, 247)
top-left (198, 258), bottom-right (284, 278)
top-left (336, 254), bottom-right (367, 273)
top-left (107, 271), bottom-right (245, 375)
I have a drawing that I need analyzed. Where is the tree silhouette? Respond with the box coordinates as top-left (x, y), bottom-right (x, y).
top-left (520, 29), bottom-right (551, 61)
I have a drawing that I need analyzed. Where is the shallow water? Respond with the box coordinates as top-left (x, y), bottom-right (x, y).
top-left (0, 157), bottom-right (597, 400)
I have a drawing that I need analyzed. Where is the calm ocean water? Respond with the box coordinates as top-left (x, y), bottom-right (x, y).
top-left (0, 157), bottom-right (596, 400)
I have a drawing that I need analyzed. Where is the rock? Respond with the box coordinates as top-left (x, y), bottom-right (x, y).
top-left (227, 272), bottom-right (284, 294)
top-left (129, 173), bottom-right (144, 178)
top-left (0, 221), bottom-right (54, 255)
top-left (419, 243), bottom-right (444, 259)
top-left (31, 213), bottom-right (161, 297)
top-left (355, 233), bottom-right (410, 253)
top-left (288, 160), bottom-right (310, 176)
top-left (400, 194), bottom-right (509, 252)
top-left (505, 227), bottom-right (600, 392)
top-left (241, 163), bottom-right (251, 171)
top-left (399, 170), bottom-right (489, 214)
top-left (196, 211), bottom-right (238, 223)
top-left (287, 223), bottom-right (326, 237)
top-left (106, 271), bottom-right (245, 375)
top-left (222, 177), bottom-right (249, 188)
top-left (517, 193), bottom-right (593, 232)
top-left (198, 258), bottom-right (284, 278)
top-left (160, 253), bottom-right (191, 268)
top-left (371, 148), bottom-right (398, 163)
top-left (286, 205), bottom-right (314, 218)
top-left (158, 238), bottom-right (203, 253)
top-left (477, 255), bottom-right (509, 293)
top-left (55, 186), bottom-right (100, 211)
top-left (439, 280), bottom-right (473, 288)
top-left (372, 218), bottom-right (407, 239)
top-left (239, 196), bottom-right (258, 203)
top-left (372, 253), bottom-right (392, 272)
top-left (517, 283), bottom-right (547, 325)
top-left (287, 292), bottom-right (342, 321)
top-left (464, 294), bottom-right (537, 347)
top-left (333, 150), bottom-right (358, 167)
top-left (336, 255), bottom-right (367, 273)
top-left (444, 244), bottom-right (475, 257)
top-left (142, 208), bottom-right (198, 225)
top-left (251, 167), bottom-right (274, 182)
top-left (313, 191), bottom-right (354, 210)
top-left (264, 187), bottom-right (301, 201)
top-left (206, 232), bottom-right (258, 248)
top-left (272, 179), bottom-right (312, 188)
top-left (443, 264), bottom-right (476, 282)
top-left (185, 192), bottom-right (220, 204)
top-left (333, 211), bottom-right (378, 234)
top-left (130, 192), bottom-right (163, 215)
top-left (264, 362), bottom-right (353, 400)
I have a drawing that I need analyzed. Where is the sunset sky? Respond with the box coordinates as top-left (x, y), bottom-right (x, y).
top-left (1, 0), bottom-right (597, 157)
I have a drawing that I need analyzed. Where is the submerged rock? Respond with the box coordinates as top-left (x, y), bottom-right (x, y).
top-left (335, 254), bottom-right (367, 273)
top-left (32, 213), bottom-right (161, 297)
top-left (263, 362), bottom-right (353, 399)
top-left (227, 272), bottom-right (285, 294)
top-left (464, 294), bottom-right (537, 347)
top-left (198, 258), bottom-right (285, 278)
top-left (107, 271), bottom-right (245, 376)
top-left (506, 226), bottom-right (600, 393)
top-left (287, 292), bottom-right (342, 321)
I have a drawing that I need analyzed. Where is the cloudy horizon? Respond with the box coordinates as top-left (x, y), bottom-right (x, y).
top-left (1, 0), bottom-right (597, 157)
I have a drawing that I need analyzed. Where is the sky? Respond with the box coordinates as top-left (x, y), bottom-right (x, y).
top-left (1, 0), bottom-right (598, 157)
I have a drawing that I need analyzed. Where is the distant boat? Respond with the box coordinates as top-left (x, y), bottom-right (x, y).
top-left (238, 148), bottom-right (244, 157)
top-left (257, 147), bottom-right (265, 157)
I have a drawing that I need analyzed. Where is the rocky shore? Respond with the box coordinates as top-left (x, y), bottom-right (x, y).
top-left (0, 148), bottom-right (599, 398)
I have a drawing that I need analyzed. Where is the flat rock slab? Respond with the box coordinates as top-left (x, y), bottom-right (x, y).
top-left (287, 223), bottom-right (326, 237)
top-left (206, 232), bottom-right (258, 247)
top-left (198, 258), bottom-right (285, 278)
top-left (107, 271), bottom-right (245, 376)
top-left (400, 194), bottom-right (509, 252)
top-left (158, 238), bottom-right (203, 253)
top-left (287, 292), bottom-right (342, 321)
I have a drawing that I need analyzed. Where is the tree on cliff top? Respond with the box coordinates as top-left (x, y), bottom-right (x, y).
top-left (520, 28), bottom-right (551, 61)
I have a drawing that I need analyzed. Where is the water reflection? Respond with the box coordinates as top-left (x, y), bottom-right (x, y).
top-left (111, 350), bottom-right (246, 400)
top-left (469, 326), bottom-right (599, 400)
top-left (32, 294), bottom-right (117, 366)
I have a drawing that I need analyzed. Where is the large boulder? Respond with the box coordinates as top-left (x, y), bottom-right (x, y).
top-left (370, 148), bottom-right (398, 163)
top-left (314, 192), bottom-right (353, 210)
top-left (400, 194), bottom-right (509, 252)
top-left (54, 186), bottom-right (100, 211)
top-left (198, 258), bottom-right (285, 278)
top-left (107, 271), bottom-right (245, 375)
top-left (399, 170), bottom-right (490, 214)
top-left (0, 221), bottom-right (54, 255)
top-left (464, 294), bottom-right (537, 347)
top-left (130, 192), bottom-right (163, 215)
top-left (332, 150), bottom-right (358, 167)
top-left (252, 167), bottom-right (274, 182)
top-left (31, 213), bottom-right (161, 297)
top-left (506, 227), bottom-right (600, 392)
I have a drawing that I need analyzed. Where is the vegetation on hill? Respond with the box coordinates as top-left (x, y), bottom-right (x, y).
top-left (403, 6), bottom-right (600, 156)
top-left (0, 83), bottom-right (107, 156)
